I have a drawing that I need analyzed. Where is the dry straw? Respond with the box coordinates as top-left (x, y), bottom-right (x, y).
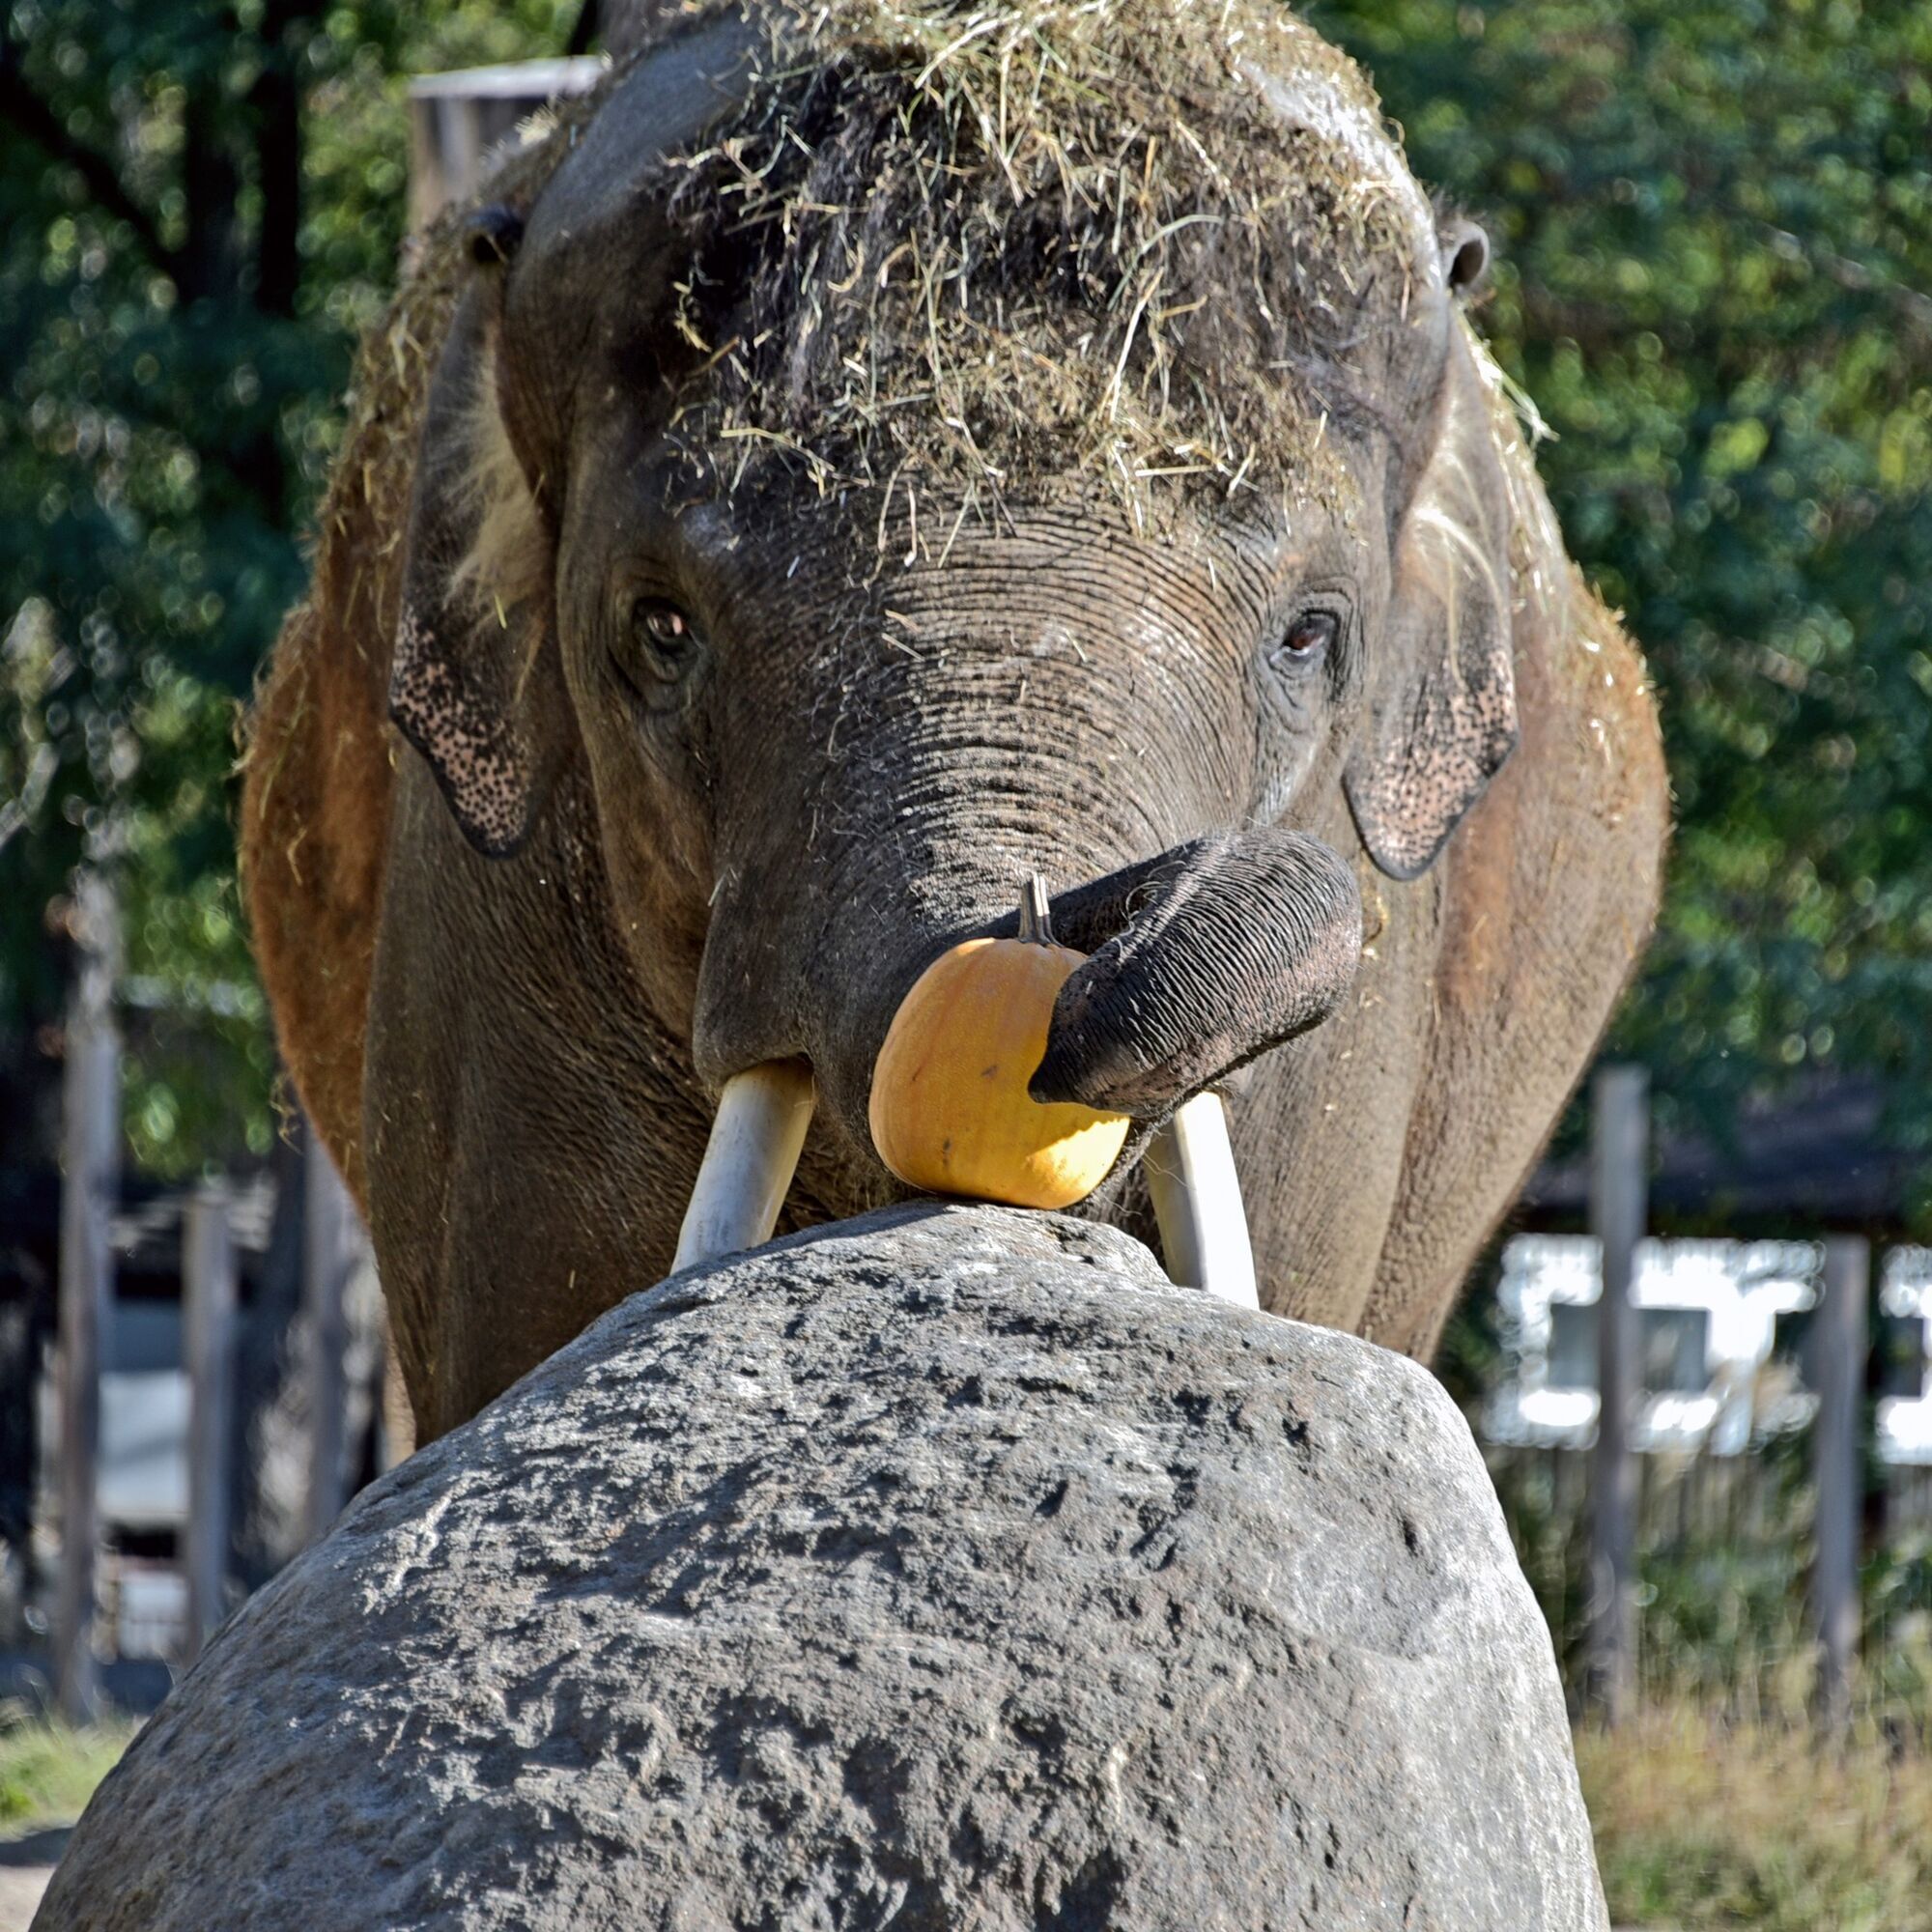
top-left (646, 0), bottom-right (1427, 524)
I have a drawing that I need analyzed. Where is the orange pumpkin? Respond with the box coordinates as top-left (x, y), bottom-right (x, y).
top-left (867, 876), bottom-right (1130, 1208)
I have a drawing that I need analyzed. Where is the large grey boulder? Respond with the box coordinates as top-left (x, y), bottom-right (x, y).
top-left (41, 1204), bottom-right (1605, 1931)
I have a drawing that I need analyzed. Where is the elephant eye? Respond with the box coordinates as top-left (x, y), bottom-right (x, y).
top-left (628, 596), bottom-right (703, 680)
top-left (1272, 609), bottom-right (1338, 671)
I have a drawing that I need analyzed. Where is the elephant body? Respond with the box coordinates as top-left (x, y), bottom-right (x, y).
top-left (243, 0), bottom-right (1667, 1442)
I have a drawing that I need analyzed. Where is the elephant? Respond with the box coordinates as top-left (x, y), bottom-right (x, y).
top-left (242, 0), bottom-right (1667, 1446)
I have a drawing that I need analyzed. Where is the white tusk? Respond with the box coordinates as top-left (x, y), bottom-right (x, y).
top-left (673, 1061), bottom-right (816, 1271)
top-left (1144, 1092), bottom-right (1259, 1310)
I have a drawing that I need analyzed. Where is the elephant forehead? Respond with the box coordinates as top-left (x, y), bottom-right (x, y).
top-left (516, 12), bottom-right (762, 274)
top-left (882, 514), bottom-right (1289, 644)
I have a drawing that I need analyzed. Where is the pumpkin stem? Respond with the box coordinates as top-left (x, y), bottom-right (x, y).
top-left (1018, 872), bottom-right (1055, 946)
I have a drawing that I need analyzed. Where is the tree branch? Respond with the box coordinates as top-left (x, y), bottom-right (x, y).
top-left (252, 0), bottom-right (331, 320)
top-left (566, 0), bottom-right (601, 57)
top-left (0, 36), bottom-right (179, 280)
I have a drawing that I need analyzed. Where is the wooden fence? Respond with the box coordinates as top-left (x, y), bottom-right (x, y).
top-left (1571, 1070), bottom-right (1909, 1732)
top-left (49, 875), bottom-right (373, 1719)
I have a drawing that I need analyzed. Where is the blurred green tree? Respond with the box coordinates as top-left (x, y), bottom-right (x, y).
top-left (0, 0), bottom-right (575, 1176)
top-left (1313, 0), bottom-right (1932, 1194)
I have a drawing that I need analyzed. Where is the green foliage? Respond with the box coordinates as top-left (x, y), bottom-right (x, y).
top-left (1311, 0), bottom-right (1932, 1178)
top-left (0, 0), bottom-right (576, 1175)
top-left (0, 1712), bottom-right (132, 1826)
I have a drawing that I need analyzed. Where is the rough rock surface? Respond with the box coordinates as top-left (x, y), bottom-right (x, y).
top-left (41, 1204), bottom-right (1605, 1931)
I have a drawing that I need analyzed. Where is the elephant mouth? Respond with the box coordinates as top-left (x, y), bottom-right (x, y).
top-left (672, 827), bottom-right (1365, 1307)
top-left (672, 1061), bottom-right (1262, 1306)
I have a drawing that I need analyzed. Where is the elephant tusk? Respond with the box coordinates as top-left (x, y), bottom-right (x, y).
top-left (673, 1060), bottom-right (816, 1271)
top-left (1144, 1092), bottom-right (1259, 1310)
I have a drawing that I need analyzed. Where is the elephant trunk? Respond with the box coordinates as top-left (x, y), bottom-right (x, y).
top-left (681, 819), bottom-right (1362, 1272)
top-left (1032, 829), bottom-right (1364, 1115)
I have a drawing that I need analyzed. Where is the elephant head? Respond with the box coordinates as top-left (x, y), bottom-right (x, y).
top-left (384, 1), bottom-right (1521, 1288)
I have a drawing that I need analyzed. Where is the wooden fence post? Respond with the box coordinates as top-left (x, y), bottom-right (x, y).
top-left (302, 1126), bottom-right (358, 1546)
top-left (54, 872), bottom-right (120, 1725)
top-left (1587, 1063), bottom-right (1648, 1726)
top-left (1811, 1236), bottom-right (1868, 1733)
top-left (183, 1182), bottom-right (237, 1659)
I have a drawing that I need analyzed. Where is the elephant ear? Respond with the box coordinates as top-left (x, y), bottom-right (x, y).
top-left (390, 236), bottom-right (563, 859)
top-left (388, 15), bottom-right (764, 857)
top-left (1345, 328), bottom-right (1519, 882)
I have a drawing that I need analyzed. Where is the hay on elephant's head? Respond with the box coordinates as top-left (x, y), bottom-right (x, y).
top-left (652, 0), bottom-right (1431, 524)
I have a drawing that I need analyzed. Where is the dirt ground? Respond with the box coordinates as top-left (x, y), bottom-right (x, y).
top-left (0, 1824), bottom-right (70, 1929)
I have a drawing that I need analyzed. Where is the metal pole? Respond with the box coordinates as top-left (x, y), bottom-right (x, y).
top-left (1587, 1063), bottom-right (1648, 1726)
top-left (1811, 1236), bottom-right (1868, 1733)
top-left (183, 1183), bottom-right (237, 1659)
top-left (302, 1125), bottom-right (354, 1546)
top-left (54, 873), bottom-right (120, 1725)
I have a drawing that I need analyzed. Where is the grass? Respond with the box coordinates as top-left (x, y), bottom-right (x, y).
top-left (1578, 1704), bottom-right (1932, 1931)
top-left (0, 1714), bottom-right (133, 1833)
